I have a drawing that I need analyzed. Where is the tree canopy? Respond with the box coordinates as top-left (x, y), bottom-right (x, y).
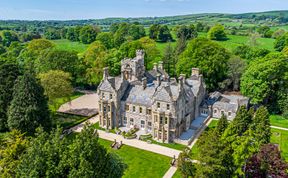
top-left (207, 24), bottom-right (227, 41)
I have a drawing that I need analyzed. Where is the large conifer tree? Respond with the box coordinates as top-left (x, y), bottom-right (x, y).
top-left (0, 61), bottom-right (20, 131)
top-left (7, 73), bottom-right (51, 135)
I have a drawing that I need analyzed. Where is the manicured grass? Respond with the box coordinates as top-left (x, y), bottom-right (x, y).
top-left (156, 41), bottom-right (177, 54)
top-left (53, 112), bottom-right (89, 129)
top-left (172, 169), bottom-right (182, 178)
top-left (49, 91), bottom-right (84, 112)
top-left (270, 128), bottom-right (288, 161)
top-left (53, 39), bottom-right (89, 56)
top-left (270, 115), bottom-right (288, 129)
top-left (150, 139), bottom-right (187, 151)
top-left (98, 138), bottom-right (171, 178)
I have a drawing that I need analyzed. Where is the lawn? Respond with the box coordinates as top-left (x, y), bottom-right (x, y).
top-left (53, 112), bottom-right (89, 129)
top-left (53, 39), bottom-right (89, 56)
top-left (172, 169), bottom-right (182, 178)
top-left (270, 115), bottom-right (288, 129)
top-left (49, 91), bottom-right (84, 112)
top-left (156, 41), bottom-right (177, 54)
top-left (270, 128), bottom-right (288, 161)
top-left (98, 138), bottom-right (172, 178)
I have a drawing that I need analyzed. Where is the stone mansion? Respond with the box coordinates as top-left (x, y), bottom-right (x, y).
top-left (97, 50), bottom-right (207, 143)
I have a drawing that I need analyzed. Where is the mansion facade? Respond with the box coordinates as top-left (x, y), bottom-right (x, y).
top-left (97, 50), bottom-right (206, 143)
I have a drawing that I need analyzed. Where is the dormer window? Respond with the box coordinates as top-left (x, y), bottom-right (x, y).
top-left (140, 107), bottom-right (143, 113)
top-left (133, 106), bottom-right (136, 112)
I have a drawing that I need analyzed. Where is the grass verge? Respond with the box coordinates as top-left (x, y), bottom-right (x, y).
top-left (270, 115), bottom-right (288, 129)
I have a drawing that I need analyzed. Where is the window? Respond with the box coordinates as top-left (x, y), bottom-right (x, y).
top-left (160, 116), bottom-right (163, 124)
top-left (108, 106), bottom-right (110, 112)
top-left (99, 104), bottom-right (101, 111)
top-left (167, 104), bottom-right (170, 110)
top-left (154, 115), bottom-right (158, 122)
top-left (110, 94), bottom-right (112, 99)
top-left (139, 107), bottom-right (142, 113)
top-left (125, 104), bottom-right (129, 111)
top-left (141, 120), bottom-right (145, 128)
top-left (148, 122), bottom-right (152, 130)
top-left (228, 112), bottom-right (231, 116)
top-left (221, 111), bottom-right (224, 115)
top-left (165, 117), bottom-right (168, 124)
top-left (123, 117), bottom-right (127, 125)
top-left (102, 93), bottom-right (105, 99)
top-left (214, 109), bottom-right (217, 114)
top-left (147, 109), bottom-right (151, 115)
top-left (103, 106), bottom-right (107, 112)
top-left (133, 106), bottom-right (136, 112)
top-left (157, 102), bottom-right (160, 108)
top-left (130, 118), bottom-right (134, 125)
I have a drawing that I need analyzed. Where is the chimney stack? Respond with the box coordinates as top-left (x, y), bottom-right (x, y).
top-left (142, 77), bottom-right (147, 89)
top-left (153, 63), bottom-right (158, 71)
top-left (178, 75), bottom-right (184, 92)
top-left (191, 68), bottom-right (199, 77)
top-left (156, 73), bottom-right (161, 86)
top-left (103, 67), bottom-right (109, 80)
top-left (158, 61), bottom-right (163, 70)
top-left (136, 49), bottom-right (145, 60)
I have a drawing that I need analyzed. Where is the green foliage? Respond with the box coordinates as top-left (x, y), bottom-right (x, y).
top-left (66, 26), bottom-right (80, 41)
top-left (214, 115), bottom-right (228, 136)
top-left (257, 26), bottom-right (272, 38)
top-left (36, 49), bottom-right (79, 80)
top-left (207, 24), bottom-right (227, 41)
top-left (240, 53), bottom-right (288, 112)
top-left (79, 25), bottom-right (100, 44)
top-left (177, 38), bottom-right (231, 90)
top-left (1, 30), bottom-right (19, 47)
top-left (128, 24), bottom-right (146, 40)
top-left (162, 42), bottom-right (176, 76)
top-left (0, 130), bottom-right (28, 178)
top-left (178, 150), bottom-right (196, 177)
top-left (251, 106), bottom-right (271, 145)
top-left (7, 73), bottom-right (51, 135)
top-left (233, 45), bottom-right (270, 61)
top-left (158, 25), bottom-right (173, 42)
top-left (176, 24), bottom-right (198, 40)
top-left (274, 32), bottom-right (288, 51)
top-left (96, 32), bottom-right (114, 49)
top-left (149, 24), bottom-right (160, 40)
top-left (44, 27), bottom-right (62, 40)
top-left (0, 61), bottom-right (20, 131)
top-left (38, 70), bottom-right (73, 106)
top-left (83, 41), bottom-right (108, 85)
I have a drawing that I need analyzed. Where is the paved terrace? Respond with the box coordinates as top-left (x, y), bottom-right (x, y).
top-left (58, 93), bottom-right (99, 116)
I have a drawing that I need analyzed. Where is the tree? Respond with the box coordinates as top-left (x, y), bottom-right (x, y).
top-left (196, 22), bottom-right (204, 32)
top-left (7, 73), bottom-right (51, 135)
top-left (158, 25), bottom-right (173, 42)
top-left (128, 24), bottom-right (146, 40)
top-left (257, 26), bottom-right (272, 38)
top-left (207, 24), bottom-right (227, 41)
top-left (0, 61), bottom-right (20, 131)
top-left (233, 45), bottom-right (269, 61)
top-left (1, 30), bottom-right (19, 47)
top-left (83, 41), bottom-right (108, 85)
top-left (214, 114), bottom-right (228, 136)
top-left (251, 106), bottom-right (271, 145)
top-left (96, 32), bottom-right (114, 49)
top-left (177, 38), bottom-right (230, 90)
top-left (162, 42), bottom-right (176, 76)
top-left (38, 70), bottom-right (73, 107)
top-left (36, 49), bottom-right (79, 80)
top-left (272, 29), bottom-right (286, 39)
top-left (66, 27), bottom-right (80, 41)
top-left (44, 27), bottom-right (61, 40)
top-left (79, 25), bottom-right (100, 44)
top-left (248, 33), bottom-right (261, 47)
top-left (64, 126), bottom-right (126, 178)
top-left (178, 149), bottom-right (196, 178)
top-left (149, 24), bottom-right (160, 40)
top-left (274, 32), bottom-right (288, 52)
top-left (0, 130), bottom-right (28, 178)
top-left (176, 25), bottom-right (198, 40)
top-left (245, 144), bottom-right (288, 177)
top-left (241, 53), bottom-right (288, 111)
top-left (220, 56), bottom-right (246, 91)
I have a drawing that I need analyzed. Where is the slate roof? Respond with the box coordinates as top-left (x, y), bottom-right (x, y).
top-left (121, 83), bottom-right (155, 106)
top-left (186, 78), bottom-right (201, 96)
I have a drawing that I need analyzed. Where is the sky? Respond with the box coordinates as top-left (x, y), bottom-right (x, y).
top-left (0, 0), bottom-right (287, 20)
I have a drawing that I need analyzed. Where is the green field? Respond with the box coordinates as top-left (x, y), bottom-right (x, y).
top-left (270, 115), bottom-right (288, 129)
top-left (270, 128), bottom-right (288, 161)
top-left (98, 138), bottom-right (171, 178)
top-left (53, 39), bottom-right (89, 56)
top-left (49, 91), bottom-right (84, 112)
top-left (172, 169), bottom-right (182, 178)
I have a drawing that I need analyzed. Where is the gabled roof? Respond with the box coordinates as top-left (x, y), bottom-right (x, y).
top-left (98, 78), bottom-right (115, 92)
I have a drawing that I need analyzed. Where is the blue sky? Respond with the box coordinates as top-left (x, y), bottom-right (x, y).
top-left (0, 0), bottom-right (287, 20)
